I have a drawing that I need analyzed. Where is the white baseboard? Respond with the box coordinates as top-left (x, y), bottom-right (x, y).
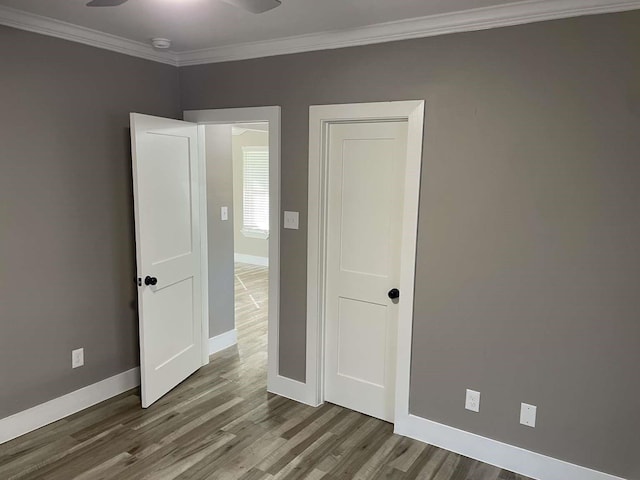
top-left (234, 253), bottom-right (269, 267)
top-left (267, 374), bottom-right (320, 407)
top-left (394, 413), bottom-right (626, 480)
top-left (208, 329), bottom-right (238, 355)
top-left (0, 367), bottom-right (140, 445)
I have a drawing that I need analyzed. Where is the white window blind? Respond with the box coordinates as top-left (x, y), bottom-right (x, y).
top-left (242, 146), bottom-right (269, 238)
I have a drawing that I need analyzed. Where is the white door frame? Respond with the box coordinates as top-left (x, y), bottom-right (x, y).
top-left (306, 101), bottom-right (425, 424)
top-left (183, 107), bottom-right (281, 390)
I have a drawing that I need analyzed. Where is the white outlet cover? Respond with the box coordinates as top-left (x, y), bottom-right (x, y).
top-left (465, 389), bottom-right (481, 412)
top-left (72, 348), bottom-right (84, 369)
top-left (284, 211), bottom-right (299, 230)
top-left (520, 403), bottom-right (537, 427)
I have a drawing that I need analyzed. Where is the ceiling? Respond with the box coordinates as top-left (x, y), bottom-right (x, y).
top-left (0, 0), bottom-right (519, 52)
top-left (0, 0), bottom-right (639, 65)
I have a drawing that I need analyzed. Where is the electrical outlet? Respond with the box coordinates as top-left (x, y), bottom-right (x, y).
top-left (72, 348), bottom-right (84, 369)
top-left (465, 389), bottom-right (481, 412)
top-left (220, 206), bottom-right (229, 221)
top-left (284, 211), bottom-right (299, 230)
top-left (520, 403), bottom-right (537, 427)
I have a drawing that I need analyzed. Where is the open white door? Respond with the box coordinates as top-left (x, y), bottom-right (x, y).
top-left (130, 113), bottom-right (203, 408)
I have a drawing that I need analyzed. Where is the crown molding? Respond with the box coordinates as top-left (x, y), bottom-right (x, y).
top-left (0, 5), bottom-right (178, 66)
top-left (177, 0), bottom-right (640, 66)
top-left (1, 0), bottom-right (639, 68)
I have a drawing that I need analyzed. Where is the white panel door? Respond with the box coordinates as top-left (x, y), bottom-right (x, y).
top-left (324, 121), bottom-right (408, 422)
top-left (130, 113), bottom-right (203, 408)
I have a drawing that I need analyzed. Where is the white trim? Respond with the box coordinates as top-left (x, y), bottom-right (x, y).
top-left (183, 107), bottom-right (282, 403)
top-left (0, 368), bottom-right (140, 445)
top-left (234, 253), bottom-right (269, 266)
top-left (2, 1), bottom-right (639, 67)
top-left (197, 124), bottom-right (211, 366)
top-left (306, 101), bottom-right (425, 411)
top-left (240, 228), bottom-right (270, 240)
top-left (176, 0), bottom-right (640, 65)
top-left (0, 5), bottom-right (177, 66)
top-left (394, 414), bottom-right (626, 480)
top-left (208, 329), bottom-right (238, 355)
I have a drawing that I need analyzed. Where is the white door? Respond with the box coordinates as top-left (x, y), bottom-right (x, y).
top-left (130, 113), bottom-right (203, 408)
top-left (324, 120), bottom-right (408, 422)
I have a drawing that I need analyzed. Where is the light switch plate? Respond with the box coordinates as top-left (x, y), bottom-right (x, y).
top-left (220, 206), bottom-right (229, 221)
top-left (72, 348), bottom-right (84, 369)
top-left (284, 211), bottom-right (299, 230)
top-left (465, 389), bottom-right (481, 413)
top-left (520, 403), bottom-right (537, 427)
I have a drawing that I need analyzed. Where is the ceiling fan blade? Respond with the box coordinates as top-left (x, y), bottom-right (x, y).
top-left (220, 0), bottom-right (281, 14)
top-left (86, 0), bottom-right (129, 6)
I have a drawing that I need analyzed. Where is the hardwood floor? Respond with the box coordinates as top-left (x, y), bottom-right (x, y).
top-left (0, 263), bottom-right (531, 480)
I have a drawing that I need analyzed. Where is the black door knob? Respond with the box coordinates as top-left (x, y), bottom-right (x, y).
top-left (388, 288), bottom-right (400, 299)
top-left (144, 276), bottom-right (158, 286)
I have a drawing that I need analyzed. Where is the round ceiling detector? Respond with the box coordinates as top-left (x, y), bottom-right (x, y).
top-left (151, 38), bottom-right (171, 49)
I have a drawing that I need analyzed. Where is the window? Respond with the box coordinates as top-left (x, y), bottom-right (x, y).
top-left (241, 146), bottom-right (269, 239)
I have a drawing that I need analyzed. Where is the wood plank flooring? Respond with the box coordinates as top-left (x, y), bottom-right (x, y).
top-left (0, 263), bottom-right (531, 480)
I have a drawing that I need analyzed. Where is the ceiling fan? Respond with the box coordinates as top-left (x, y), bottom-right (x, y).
top-left (86, 0), bottom-right (282, 14)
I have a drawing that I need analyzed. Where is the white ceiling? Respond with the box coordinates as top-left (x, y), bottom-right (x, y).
top-left (0, 0), bottom-right (564, 52)
top-left (1, 0), bottom-right (639, 65)
top-left (0, 0), bottom-right (512, 52)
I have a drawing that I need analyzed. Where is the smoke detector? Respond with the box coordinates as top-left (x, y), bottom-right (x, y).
top-left (151, 38), bottom-right (171, 49)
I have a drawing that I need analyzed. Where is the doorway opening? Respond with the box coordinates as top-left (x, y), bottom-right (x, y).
top-left (185, 106), bottom-right (281, 398)
top-left (202, 122), bottom-right (270, 370)
top-left (204, 122), bottom-right (270, 375)
top-left (129, 107), bottom-right (280, 409)
top-left (231, 123), bottom-right (269, 368)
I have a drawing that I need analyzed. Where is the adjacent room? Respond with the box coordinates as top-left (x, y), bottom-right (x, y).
top-left (205, 120), bottom-right (271, 379)
top-left (1, 1), bottom-right (639, 479)
top-left (231, 122), bottom-right (270, 382)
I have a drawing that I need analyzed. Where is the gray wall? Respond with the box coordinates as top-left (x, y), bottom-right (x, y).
top-left (0, 26), bottom-right (180, 418)
top-left (180, 11), bottom-right (640, 479)
top-left (205, 125), bottom-right (236, 337)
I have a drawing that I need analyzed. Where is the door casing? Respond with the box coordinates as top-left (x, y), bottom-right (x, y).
top-left (306, 101), bottom-right (425, 426)
top-left (183, 106), bottom-right (281, 392)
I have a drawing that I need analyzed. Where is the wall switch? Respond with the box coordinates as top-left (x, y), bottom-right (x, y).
top-left (465, 389), bottom-right (481, 412)
top-left (72, 348), bottom-right (84, 369)
top-left (520, 403), bottom-right (537, 427)
top-left (220, 206), bottom-right (229, 221)
top-left (284, 211), bottom-right (299, 230)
